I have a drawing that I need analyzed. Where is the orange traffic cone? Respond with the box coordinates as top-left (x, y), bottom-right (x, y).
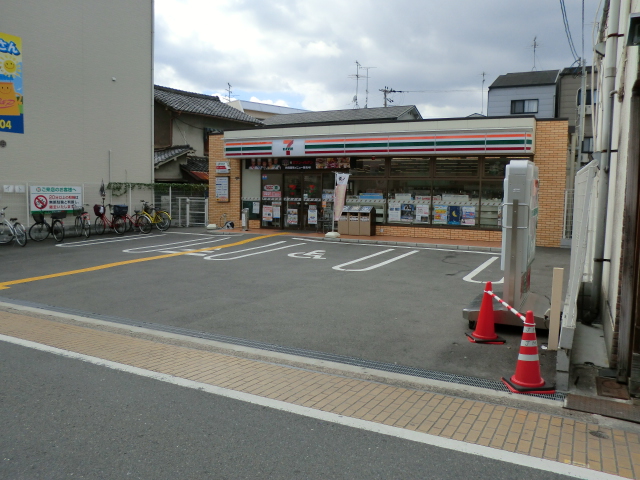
top-left (502, 310), bottom-right (555, 394)
top-left (466, 281), bottom-right (505, 344)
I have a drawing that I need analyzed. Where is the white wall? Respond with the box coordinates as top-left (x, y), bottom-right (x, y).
top-left (1, 0), bottom-right (153, 187)
top-left (487, 85), bottom-right (556, 118)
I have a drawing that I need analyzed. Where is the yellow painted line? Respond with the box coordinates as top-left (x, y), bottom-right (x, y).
top-left (0, 233), bottom-right (287, 290)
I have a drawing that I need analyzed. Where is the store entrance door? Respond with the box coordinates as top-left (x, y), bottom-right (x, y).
top-left (283, 173), bottom-right (323, 230)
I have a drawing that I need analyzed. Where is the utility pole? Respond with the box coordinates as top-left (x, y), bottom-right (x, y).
top-left (379, 86), bottom-right (397, 107)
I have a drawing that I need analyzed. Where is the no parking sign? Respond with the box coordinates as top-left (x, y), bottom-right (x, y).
top-left (30, 186), bottom-right (82, 214)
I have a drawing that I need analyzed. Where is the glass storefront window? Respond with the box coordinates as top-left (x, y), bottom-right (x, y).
top-left (483, 157), bottom-right (508, 177)
top-left (387, 179), bottom-right (432, 224)
top-left (390, 157), bottom-right (431, 176)
top-left (350, 157), bottom-right (386, 176)
top-left (435, 157), bottom-right (478, 177)
top-left (479, 181), bottom-right (503, 228)
top-left (431, 180), bottom-right (479, 226)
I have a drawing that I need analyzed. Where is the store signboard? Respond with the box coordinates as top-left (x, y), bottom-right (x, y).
top-left (30, 186), bottom-right (81, 214)
top-left (226, 129), bottom-right (535, 158)
top-left (215, 177), bottom-right (229, 202)
top-left (0, 31), bottom-right (24, 134)
top-left (216, 161), bottom-right (230, 174)
top-left (501, 159), bottom-right (539, 304)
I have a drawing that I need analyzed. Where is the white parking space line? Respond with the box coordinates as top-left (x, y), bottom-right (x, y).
top-left (462, 256), bottom-right (504, 284)
top-left (292, 238), bottom-right (499, 255)
top-left (122, 238), bottom-right (226, 254)
top-left (204, 242), bottom-right (306, 261)
top-left (56, 235), bottom-right (167, 248)
top-left (333, 249), bottom-right (419, 272)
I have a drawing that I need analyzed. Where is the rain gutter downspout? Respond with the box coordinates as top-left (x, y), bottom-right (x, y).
top-left (591, 0), bottom-right (621, 319)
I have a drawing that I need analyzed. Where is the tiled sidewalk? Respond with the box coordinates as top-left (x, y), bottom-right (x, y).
top-left (0, 310), bottom-right (638, 478)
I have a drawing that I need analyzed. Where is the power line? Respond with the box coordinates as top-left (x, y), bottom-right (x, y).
top-left (559, 0), bottom-right (579, 61)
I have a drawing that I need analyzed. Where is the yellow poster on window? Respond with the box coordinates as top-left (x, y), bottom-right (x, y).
top-left (0, 32), bottom-right (23, 134)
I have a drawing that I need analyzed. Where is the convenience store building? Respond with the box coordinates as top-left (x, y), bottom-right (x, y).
top-left (209, 109), bottom-right (567, 247)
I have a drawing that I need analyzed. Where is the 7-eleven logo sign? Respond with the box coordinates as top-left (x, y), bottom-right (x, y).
top-left (283, 139), bottom-right (294, 155)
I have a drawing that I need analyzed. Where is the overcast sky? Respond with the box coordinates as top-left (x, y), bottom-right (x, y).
top-left (154, 0), bottom-right (602, 118)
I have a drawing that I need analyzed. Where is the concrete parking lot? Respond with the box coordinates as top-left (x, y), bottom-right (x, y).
top-left (0, 229), bottom-right (570, 383)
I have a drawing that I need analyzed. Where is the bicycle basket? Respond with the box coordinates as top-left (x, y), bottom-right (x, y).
top-left (143, 204), bottom-right (153, 214)
top-left (32, 212), bottom-right (45, 223)
top-left (113, 204), bottom-right (128, 216)
top-left (93, 204), bottom-right (105, 216)
top-left (72, 207), bottom-right (85, 216)
top-left (51, 210), bottom-right (67, 220)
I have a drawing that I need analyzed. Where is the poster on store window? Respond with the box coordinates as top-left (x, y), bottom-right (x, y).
top-left (308, 209), bottom-right (318, 224)
top-left (433, 205), bottom-right (448, 224)
top-left (273, 204), bottom-right (281, 218)
top-left (252, 202), bottom-right (260, 214)
top-left (287, 208), bottom-right (298, 225)
top-left (415, 204), bottom-right (430, 222)
top-left (461, 206), bottom-right (476, 226)
top-left (447, 206), bottom-right (462, 225)
top-left (262, 205), bottom-right (273, 221)
top-left (388, 204), bottom-right (401, 221)
top-left (400, 203), bottom-right (415, 221)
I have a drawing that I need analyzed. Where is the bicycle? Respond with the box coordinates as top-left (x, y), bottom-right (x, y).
top-left (136, 200), bottom-right (171, 232)
top-left (93, 203), bottom-right (126, 235)
top-left (29, 210), bottom-right (66, 242)
top-left (0, 207), bottom-right (27, 247)
top-left (73, 204), bottom-right (91, 239)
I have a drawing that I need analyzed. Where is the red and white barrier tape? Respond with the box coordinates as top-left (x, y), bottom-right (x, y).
top-left (485, 290), bottom-right (527, 322)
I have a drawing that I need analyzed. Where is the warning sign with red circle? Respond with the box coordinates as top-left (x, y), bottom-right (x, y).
top-left (29, 185), bottom-right (82, 214)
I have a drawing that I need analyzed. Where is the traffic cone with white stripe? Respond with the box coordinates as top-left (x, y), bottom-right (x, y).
top-left (501, 310), bottom-right (555, 394)
top-left (466, 281), bottom-right (505, 344)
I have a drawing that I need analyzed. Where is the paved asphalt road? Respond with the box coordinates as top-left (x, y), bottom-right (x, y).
top-left (0, 340), bottom-right (576, 480)
top-left (0, 229), bottom-right (570, 382)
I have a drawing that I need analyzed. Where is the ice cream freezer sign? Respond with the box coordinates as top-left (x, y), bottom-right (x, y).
top-left (30, 186), bottom-right (82, 214)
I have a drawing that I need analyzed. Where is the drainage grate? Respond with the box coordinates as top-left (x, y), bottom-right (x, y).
top-left (1, 296), bottom-right (565, 401)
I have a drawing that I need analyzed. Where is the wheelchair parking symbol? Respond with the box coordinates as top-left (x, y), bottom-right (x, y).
top-left (288, 250), bottom-right (326, 260)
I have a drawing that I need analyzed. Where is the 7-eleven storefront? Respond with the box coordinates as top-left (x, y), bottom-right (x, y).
top-left (209, 117), bottom-right (567, 247)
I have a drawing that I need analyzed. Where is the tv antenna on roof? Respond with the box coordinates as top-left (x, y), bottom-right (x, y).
top-left (348, 60), bottom-right (364, 108)
top-left (226, 83), bottom-right (233, 102)
top-left (531, 37), bottom-right (539, 71)
top-left (358, 65), bottom-right (376, 108)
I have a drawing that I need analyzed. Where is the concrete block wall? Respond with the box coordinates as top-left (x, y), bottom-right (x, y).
top-left (533, 119), bottom-right (569, 247)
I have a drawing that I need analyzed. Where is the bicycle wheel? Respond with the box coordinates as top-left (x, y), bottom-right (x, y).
top-left (156, 211), bottom-right (171, 231)
top-left (0, 222), bottom-right (12, 244)
top-left (29, 222), bottom-right (50, 242)
top-left (81, 217), bottom-right (91, 238)
top-left (124, 216), bottom-right (134, 232)
top-left (74, 216), bottom-right (83, 236)
top-left (14, 223), bottom-right (27, 246)
top-left (138, 215), bottom-right (152, 234)
top-left (130, 214), bottom-right (140, 232)
top-left (52, 220), bottom-right (65, 242)
top-left (113, 216), bottom-right (126, 235)
top-left (95, 216), bottom-right (106, 235)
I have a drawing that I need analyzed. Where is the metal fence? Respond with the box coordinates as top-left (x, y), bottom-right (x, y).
top-left (0, 182), bottom-right (207, 228)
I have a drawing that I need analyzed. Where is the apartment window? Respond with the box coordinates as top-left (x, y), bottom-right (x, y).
top-left (511, 99), bottom-right (538, 114)
top-left (582, 137), bottom-right (594, 153)
top-left (577, 88), bottom-right (598, 106)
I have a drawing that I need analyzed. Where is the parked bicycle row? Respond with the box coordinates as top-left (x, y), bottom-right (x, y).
top-left (0, 200), bottom-right (172, 246)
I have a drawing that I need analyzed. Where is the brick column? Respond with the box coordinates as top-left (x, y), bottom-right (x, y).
top-left (208, 133), bottom-right (241, 226)
top-left (533, 119), bottom-right (568, 247)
